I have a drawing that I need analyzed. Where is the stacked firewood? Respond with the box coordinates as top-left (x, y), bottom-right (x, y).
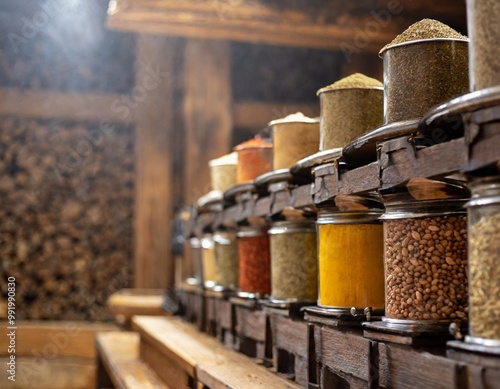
top-left (0, 117), bottom-right (134, 320)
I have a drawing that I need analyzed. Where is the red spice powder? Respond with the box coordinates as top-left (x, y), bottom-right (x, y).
top-left (234, 137), bottom-right (273, 183)
top-left (238, 235), bottom-right (271, 295)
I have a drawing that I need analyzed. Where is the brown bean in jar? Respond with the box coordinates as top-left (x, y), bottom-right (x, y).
top-left (383, 214), bottom-right (468, 321)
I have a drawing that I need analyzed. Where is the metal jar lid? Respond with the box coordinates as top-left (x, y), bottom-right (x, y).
top-left (316, 210), bottom-right (383, 225)
top-left (268, 220), bottom-right (316, 234)
top-left (380, 198), bottom-right (467, 220)
top-left (466, 177), bottom-right (500, 208)
top-left (237, 226), bottom-right (268, 238)
top-left (189, 237), bottom-right (201, 249)
top-left (213, 231), bottom-right (237, 245)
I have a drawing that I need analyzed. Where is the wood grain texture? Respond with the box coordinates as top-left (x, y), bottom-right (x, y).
top-left (134, 35), bottom-right (176, 288)
top-left (107, 0), bottom-right (464, 51)
top-left (291, 184), bottom-right (314, 209)
top-left (107, 289), bottom-right (165, 325)
top-left (235, 306), bottom-right (267, 341)
top-left (183, 39), bottom-right (232, 204)
top-left (96, 331), bottom-right (170, 389)
top-left (316, 326), bottom-right (371, 381)
top-left (270, 315), bottom-right (308, 358)
top-left (132, 315), bottom-right (300, 388)
top-left (0, 320), bottom-right (116, 359)
top-left (0, 88), bottom-right (131, 123)
top-left (379, 342), bottom-right (459, 389)
top-left (0, 357), bottom-right (95, 389)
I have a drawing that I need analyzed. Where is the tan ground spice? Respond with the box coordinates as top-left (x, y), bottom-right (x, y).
top-left (469, 212), bottom-right (500, 339)
top-left (317, 73), bottom-right (382, 93)
top-left (382, 18), bottom-right (467, 52)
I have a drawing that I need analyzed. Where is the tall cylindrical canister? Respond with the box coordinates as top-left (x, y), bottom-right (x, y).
top-left (317, 209), bottom-right (385, 311)
top-left (466, 178), bottom-right (500, 343)
top-left (317, 73), bottom-right (383, 150)
top-left (268, 221), bottom-right (317, 302)
top-left (467, 0), bottom-right (500, 90)
top-left (381, 197), bottom-right (468, 323)
top-left (237, 226), bottom-right (271, 295)
top-left (269, 113), bottom-right (320, 170)
top-left (379, 19), bottom-right (469, 123)
top-left (234, 137), bottom-right (272, 184)
top-left (213, 231), bottom-right (239, 289)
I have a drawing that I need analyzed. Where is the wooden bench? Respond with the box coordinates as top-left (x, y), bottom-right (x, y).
top-left (96, 331), bottom-right (169, 389)
top-left (132, 315), bottom-right (300, 388)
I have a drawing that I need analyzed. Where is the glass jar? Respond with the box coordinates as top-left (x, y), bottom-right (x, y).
top-left (381, 198), bottom-right (468, 323)
top-left (237, 226), bottom-right (271, 296)
top-left (317, 210), bottom-right (385, 311)
top-left (268, 221), bottom-right (317, 302)
top-left (201, 234), bottom-right (216, 288)
top-left (467, 0), bottom-right (500, 91)
top-left (466, 178), bottom-right (500, 343)
top-left (213, 231), bottom-right (239, 289)
top-left (185, 237), bottom-right (203, 286)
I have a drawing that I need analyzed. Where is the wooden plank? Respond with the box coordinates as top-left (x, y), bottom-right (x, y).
top-left (234, 101), bottom-right (319, 130)
top-left (140, 340), bottom-right (188, 388)
top-left (271, 315), bottom-right (308, 358)
top-left (0, 88), bottom-right (131, 123)
top-left (0, 357), bottom-right (95, 389)
top-left (339, 162), bottom-right (380, 195)
top-left (96, 331), bottom-right (169, 389)
top-left (0, 320), bottom-right (117, 359)
top-left (132, 316), bottom-right (300, 388)
top-left (134, 35), bottom-right (176, 288)
top-left (183, 39), bottom-right (232, 204)
top-left (316, 326), bottom-right (371, 382)
top-left (235, 306), bottom-right (267, 342)
top-left (291, 184), bottom-right (314, 209)
top-left (379, 343), bottom-right (460, 389)
top-left (106, 0), bottom-right (463, 52)
top-left (107, 289), bottom-right (165, 325)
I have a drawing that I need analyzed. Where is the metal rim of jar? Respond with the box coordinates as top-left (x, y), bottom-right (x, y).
top-left (268, 116), bottom-right (319, 126)
top-left (189, 237), bottom-right (201, 249)
top-left (466, 195), bottom-right (500, 208)
top-left (268, 220), bottom-right (316, 234)
top-left (213, 231), bottom-right (237, 245)
top-left (379, 198), bottom-right (467, 220)
top-left (316, 84), bottom-right (384, 96)
top-left (466, 177), bottom-right (500, 207)
top-left (382, 317), bottom-right (463, 326)
top-left (201, 235), bottom-right (214, 249)
top-left (316, 305), bottom-right (385, 315)
top-left (316, 210), bottom-right (383, 225)
top-left (465, 335), bottom-right (500, 348)
top-left (237, 226), bottom-right (268, 238)
top-left (378, 37), bottom-right (469, 57)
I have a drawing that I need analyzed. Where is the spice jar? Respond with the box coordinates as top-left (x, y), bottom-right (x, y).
top-left (234, 137), bottom-right (273, 184)
top-left (201, 234), bottom-right (216, 288)
top-left (466, 178), bottom-right (500, 342)
top-left (467, 0), bottom-right (500, 90)
top-left (237, 226), bottom-right (271, 296)
top-left (317, 207), bottom-right (385, 311)
top-left (268, 221), bottom-right (317, 302)
top-left (381, 195), bottom-right (468, 323)
top-left (269, 113), bottom-right (320, 170)
top-left (185, 237), bottom-right (203, 286)
top-left (379, 19), bottom-right (469, 124)
top-left (213, 231), bottom-right (239, 289)
top-left (317, 73), bottom-right (383, 150)
top-left (209, 152), bottom-right (238, 193)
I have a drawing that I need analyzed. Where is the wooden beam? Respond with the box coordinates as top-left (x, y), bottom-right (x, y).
top-left (106, 0), bottom-right (412, 52)
top-left (183, 39), bottom-right (232, 203)
top-left (233, 101), bottom-right (319, 130)
top-left (0, 88), bottom-right (131, 123)
top-left (134, 35), bottom-right (176, 288)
